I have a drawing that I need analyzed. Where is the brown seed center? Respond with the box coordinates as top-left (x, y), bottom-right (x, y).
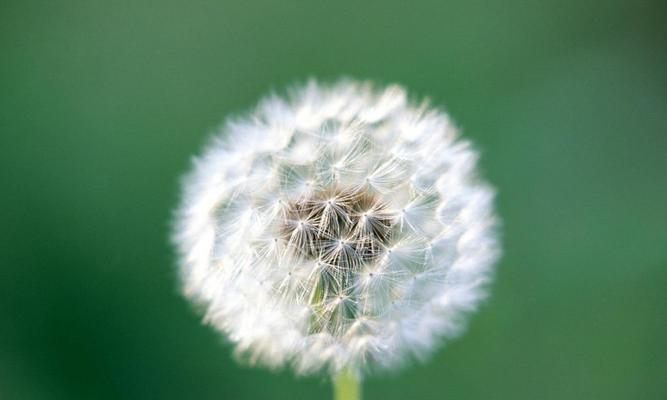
top-left (280, 187), bottom-right (394, 268)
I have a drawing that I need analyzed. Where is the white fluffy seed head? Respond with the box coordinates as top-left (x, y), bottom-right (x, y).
top-left (173, 79), bottom-right (501, 377)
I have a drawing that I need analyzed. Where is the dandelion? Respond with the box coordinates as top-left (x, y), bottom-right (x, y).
top-left (173, 80), bottom-right (500, 399)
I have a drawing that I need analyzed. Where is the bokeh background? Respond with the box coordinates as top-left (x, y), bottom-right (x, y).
top-left (1, 1), bottom-right (665, 399)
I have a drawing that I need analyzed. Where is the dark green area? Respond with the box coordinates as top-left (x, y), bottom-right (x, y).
top-left (1, 1), bottom-right (665, 399)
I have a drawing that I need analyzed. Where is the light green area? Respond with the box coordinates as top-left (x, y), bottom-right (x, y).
top-left (334, 369), bottom-right (361, 400)
top-left (0, 1), bottom-right (665, 399)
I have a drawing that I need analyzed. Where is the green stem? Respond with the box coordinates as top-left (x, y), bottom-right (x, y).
top-left (333, 368), bottom-right (361, 400)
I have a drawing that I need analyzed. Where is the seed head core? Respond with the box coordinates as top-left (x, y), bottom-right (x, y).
top-left (280, 187), bottom-right (394, 269)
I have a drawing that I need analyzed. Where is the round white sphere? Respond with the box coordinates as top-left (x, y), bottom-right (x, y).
top-left (173, 80), bottom-right (500, 376)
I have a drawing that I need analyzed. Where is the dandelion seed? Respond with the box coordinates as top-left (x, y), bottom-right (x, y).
top-left (173, 80), bottom-right (500, 384)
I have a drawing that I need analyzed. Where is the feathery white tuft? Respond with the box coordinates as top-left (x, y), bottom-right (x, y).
top-left (173, 80), bottom-right (500, 377)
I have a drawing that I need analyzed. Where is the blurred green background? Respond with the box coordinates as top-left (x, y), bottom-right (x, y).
top-left (1, 1), bottom-right (665, 399)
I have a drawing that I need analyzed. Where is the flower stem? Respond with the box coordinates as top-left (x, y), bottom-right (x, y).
top-left (333, 368), bottom-right (361, 400)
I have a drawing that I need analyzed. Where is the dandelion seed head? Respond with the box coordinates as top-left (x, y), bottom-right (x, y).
top-left (173, 79), bottom-right (500, 376)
